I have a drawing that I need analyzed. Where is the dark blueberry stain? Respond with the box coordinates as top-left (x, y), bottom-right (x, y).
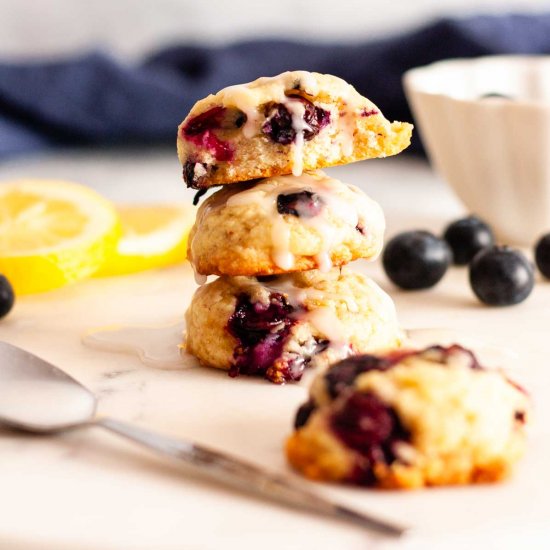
top-left (262, 96), bottom-right (330, 145)
top-left (331, 391), bottom-right (410, 486)
top-left (182, 107), bottom-right (234, 162)
top-left (227, 293), bottom-right (296, 383)
top-left (276, 190), bottom-right (325, 218)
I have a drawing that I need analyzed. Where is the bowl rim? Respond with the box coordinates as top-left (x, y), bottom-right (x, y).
top-left (403, 54), bottom-right (550, 108)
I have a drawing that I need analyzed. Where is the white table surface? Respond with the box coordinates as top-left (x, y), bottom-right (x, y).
top-left (0, 152), bottom-right (548, 550)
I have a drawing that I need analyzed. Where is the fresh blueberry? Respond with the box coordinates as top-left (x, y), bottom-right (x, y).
top-left (262, 96), bottom-right (330, 145)
top-left (469, 246), bottom-right (534, 306)
top-left (276, 190), bottom-right (324, 218)
top-left (443, 215), bottom-right (495, 265)
top-left (382, 230), bottom-right (452, 290)
top-left (535, 233), bottom-right (550, 279)
top-left (0, 275), bottom-right (14, 319)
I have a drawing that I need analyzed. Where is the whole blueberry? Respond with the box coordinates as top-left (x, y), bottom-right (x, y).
top-left (443, 215), bottom-right (495, 265)
top-left (469, 246), bottom-right (534, 306)
top-left (535, 233), bottom-right (550, 279)
top-left (0, 275), bottom-right (15, 319)
top-left (382, 230), bottom-right (451, 290)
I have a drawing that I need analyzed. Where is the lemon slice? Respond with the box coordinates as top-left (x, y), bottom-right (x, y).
top-left (96, 204), bottom-right (195, 276)
top-left (0, 179), bottom-right (120, 294)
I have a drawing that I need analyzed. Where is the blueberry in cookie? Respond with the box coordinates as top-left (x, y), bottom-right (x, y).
top-left (178, 71), bottom-right (413, 188)
top-left (286, 345), bottom-right (529, 487)
top-left (184, 268), bottom-right (403, 384)
top-left (188, 171), bottom-right (385, 276)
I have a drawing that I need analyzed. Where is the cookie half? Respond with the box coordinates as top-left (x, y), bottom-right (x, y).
top-left (184, 268), bottom-right (403, 384)
top-left (178, 71), bottom-right (413, 188)
top-left (188, 171), bottom-right (385, 276)
top-left (286, 345), bottom-right (530, 488)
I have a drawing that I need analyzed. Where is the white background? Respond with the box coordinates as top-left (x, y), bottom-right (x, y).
top-left (0, 0), bottom-right (547, 59)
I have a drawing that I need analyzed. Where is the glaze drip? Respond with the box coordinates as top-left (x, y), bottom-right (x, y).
top-left (222, 172), bottom-right (383, 272)
top-left (230, 273), bottom-right (357, 353)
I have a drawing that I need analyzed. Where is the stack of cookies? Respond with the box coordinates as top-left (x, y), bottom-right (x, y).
top-left (178, 71), bottom-right (413, 383)
top-left (176, 70), bottom-right (531, 493)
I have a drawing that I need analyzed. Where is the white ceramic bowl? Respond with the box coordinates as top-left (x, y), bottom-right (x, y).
top-left (404, 56), bottom-right (550, 245)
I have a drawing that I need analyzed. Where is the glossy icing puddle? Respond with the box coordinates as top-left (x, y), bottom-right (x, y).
top-left (82, 322), bottom-right (188, 370)
top-left (82, 323), bottom-right (517, 372)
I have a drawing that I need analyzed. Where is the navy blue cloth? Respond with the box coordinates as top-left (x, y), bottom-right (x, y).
top-left (1, 13), bottom-right (550, 159)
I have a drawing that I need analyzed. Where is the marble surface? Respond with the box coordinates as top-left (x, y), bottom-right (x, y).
top-left (0, 152), bottom-right (548, 549)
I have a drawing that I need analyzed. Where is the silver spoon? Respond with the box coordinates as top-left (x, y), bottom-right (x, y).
top-left (0, 341), bottom-right (408, 539)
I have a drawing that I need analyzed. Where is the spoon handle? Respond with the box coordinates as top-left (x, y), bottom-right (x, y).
top-left (96, 417), bottom-right (407, 539)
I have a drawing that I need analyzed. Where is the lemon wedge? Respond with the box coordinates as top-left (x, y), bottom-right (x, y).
top-left (96, 204), bottom-right (195, 276)
top-left (0, 179), bottom-right (120, 294)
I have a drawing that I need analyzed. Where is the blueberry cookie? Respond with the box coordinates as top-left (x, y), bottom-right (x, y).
top-left (286, 345), bottom-right (529, 487)
top-left (188, 171), bottom-right (385, 277)
top-left (178, 71), bottom-right (413, 188)
top-left (184, 268), bottom-right (403, 384)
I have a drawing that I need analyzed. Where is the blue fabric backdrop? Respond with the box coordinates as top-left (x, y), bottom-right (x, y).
top-left (1, 14), bottom-right (549, 159)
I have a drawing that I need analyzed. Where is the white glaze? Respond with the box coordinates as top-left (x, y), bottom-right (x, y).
top-left (192, 263), bottom-right (208, 285)
top-left (333, 84), bottom-right (365, 157)
top-left (218, 71), bottom-right (324, 176)
top-left (222, 85), bottom-right (266, 139)
top-left (285, 98), bottom-right (311, 176)
top-left (224, 171), bottom-right (384, 271)
top-left (232, 273), bottom-right (356, 347)
top-left (302, 307), bottom-right (348, 344)
top-left (270, 216), bottom-right (295, 271)
top-left (220, 71), bottom-right (319, 111)
top-left (336, 108), bottom-right (356, 156)
top-left (83, 322), bottom-right (188, 370)
top-left (314, 251), bottom-right (332, 273)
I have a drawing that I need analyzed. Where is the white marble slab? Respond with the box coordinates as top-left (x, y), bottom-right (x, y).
top-left (0, 154), bottom-right (548, 549)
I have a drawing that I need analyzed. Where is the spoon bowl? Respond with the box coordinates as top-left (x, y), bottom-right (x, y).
top-left (0, 341), bottom-right (96, 432)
